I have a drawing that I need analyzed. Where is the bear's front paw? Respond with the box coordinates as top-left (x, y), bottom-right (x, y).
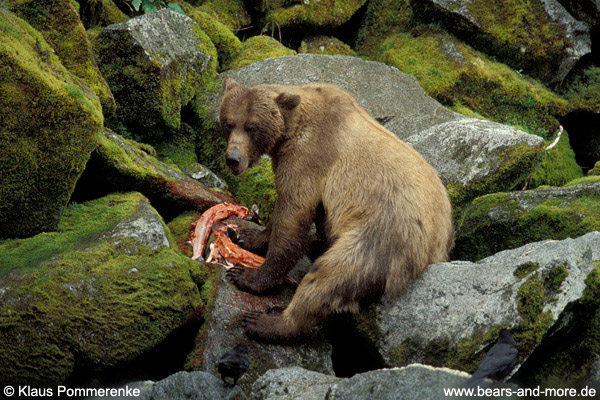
top-left (226, 266), bottom-right (274, 294)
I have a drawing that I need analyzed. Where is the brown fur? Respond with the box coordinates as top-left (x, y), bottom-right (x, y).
top-left (220, 77), bottom-right (454, 342)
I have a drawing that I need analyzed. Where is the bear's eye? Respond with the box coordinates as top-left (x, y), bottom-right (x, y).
top-left (246, 126), bottom-right (259, 135)
top-left (223, 122), bottom-right (234, 132)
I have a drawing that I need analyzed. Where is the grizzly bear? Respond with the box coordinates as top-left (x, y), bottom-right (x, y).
top-left (220, 77), bottom-right (454, 342)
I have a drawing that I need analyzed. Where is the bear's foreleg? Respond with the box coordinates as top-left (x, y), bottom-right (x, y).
top-left (227, 205), bottom-right (315, 295)
top-left (233, 224), bottom-right (271, 256)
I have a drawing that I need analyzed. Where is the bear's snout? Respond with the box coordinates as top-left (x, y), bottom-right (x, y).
top-left (225, 148), bottom-right (246, 175)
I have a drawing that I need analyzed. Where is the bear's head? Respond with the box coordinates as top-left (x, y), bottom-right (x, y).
top-left (219, 77), bottom-right (300, 175)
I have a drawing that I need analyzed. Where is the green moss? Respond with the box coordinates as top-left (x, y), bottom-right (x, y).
top-left (196, 0), bottom-right (250, 32)
top-left (180, 5), bottom-right (242, 70)
top-left (0, 192), bottom-right (208, 384)
top-left (228, 35), bottom-right (296, 70)
top-left (589, 161), bottom-right (600, 177)
top-left (298, 35), bottom-right (356, 56)
top-left (455, 188), bottom-right (600, 261)
top-left (412, 0), bottom-right (571, 81)
top-left (355, 0), bottom-right (412, 55)
top-left (581, 262), bottom-right (600, 307)
top-left (528, 131), bottom-right (583, 188)
top-left (262, 0), bottom-right (366, 29)
top-left (546, 264), bottom-right (568, 293)
top-left (167, 210), bottom-right (201, 257)
top-left (0, 7), bottom-right (102, 238)
top-left (564, 175), bottom-right (600, 187)
top-left (377, 29), bottom-right (568, 137)
top-left (234, 157), bottom-right (277, 223)
top-left (447, 326), bottom-right (507, 373)
top-left (9, 0), bottom-right (116, 115)
top-left (514, 262), bottom-right (540, 279)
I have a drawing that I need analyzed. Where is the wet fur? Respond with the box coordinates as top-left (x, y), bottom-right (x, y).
top-left (220, 77), bottom-right (454, 341)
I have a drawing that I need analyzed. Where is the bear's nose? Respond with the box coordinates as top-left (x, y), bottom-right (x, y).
top-left (226, 153), bottom-right (241, 168)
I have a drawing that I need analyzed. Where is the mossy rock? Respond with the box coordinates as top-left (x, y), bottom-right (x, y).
top-left (182, 5), bottom-right (242, 70)
top-left (513, 262), bottom-right (600, 388)
top-left (454, 180), bottom-right (600, 261)
top-left (96, 9), bottom-right (217, 141)
top-left (0, 192), bottom-right (210, 385)
top-left (71, 128), bottom-right (236, 221)
top-left (228, 35), bottom-right (296, 70)
top-left (256, 0), bottom-right (366, 30)
top-left (78, 0), bottom-right (128, 29)
top-left (0, 6), bottom-right (103, 239)
top-left (8, 0), bottom-right (116, 115)
top-left (195, 0), bottom-right (250, 32)
top-left (298, 35), bottom-right (356, 56)
top-left (355, 0), bottom-right (413, 55)
top-left (410, 0), bottom-right (590, 85)
top-left (369, 233), bottom-right (600, 377)
top-left (376, 28), bottom-right (568, 137)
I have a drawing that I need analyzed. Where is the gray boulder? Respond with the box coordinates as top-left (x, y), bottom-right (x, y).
top-left (203, 54), bottom-right (544, 204)
top-left (454, 180), bottom-right (600, 261)
top-left (414, 0), bottom-right (591, 84)
top-left (96, 9), bottom-right (215, 139)
top-left (251, 367), bottom-right (341, 400)
top-left (95, 371), bottom-right (246, 400)
top-left (252, 364), bottom-right (516, 400)
top-left (366, 232), bottom-right (600, 376)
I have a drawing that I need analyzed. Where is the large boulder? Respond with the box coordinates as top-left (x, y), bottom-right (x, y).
top-left (251, 365), bottom-right (513, 400)
top-left (201, 54), bottom-right (546, 206)
top-left (71, 128), bottom-right (236, 220)
top-left (363, 232), bottom-right (600, 377)
top-left (412, 0), bottom-right (592, 84)
top-left (454, 180), bottom-right (600, 261)
top-left (8, 0), bottom-right (116, 114)
top-left (96, 9), bottom-right (217, 140)
top-left (0, 6), bottom-right (103, 239)
top-left (0, 192), bottom-right (208, 385)
top-left (556, 0), bottom-right (600, 28)
top-left (99, 371), bottom-right (246, 400)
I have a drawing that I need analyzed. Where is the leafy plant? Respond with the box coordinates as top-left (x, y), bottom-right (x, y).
top-left (131, 0), bottom-right (185, 15)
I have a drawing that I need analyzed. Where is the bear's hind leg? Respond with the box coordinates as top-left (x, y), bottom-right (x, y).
top-left (243, 241), bottom-right (379, 342)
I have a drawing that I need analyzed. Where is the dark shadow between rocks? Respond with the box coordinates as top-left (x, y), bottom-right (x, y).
top-left (64, 318), bottom-right (203, 389)
top-left (323, 313), bottom-right (387, 378)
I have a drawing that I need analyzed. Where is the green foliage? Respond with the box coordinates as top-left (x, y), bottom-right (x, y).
top-left (261, 0), bottom-right (366, 29)
top-left (132, 0), bottom-right (184, 15)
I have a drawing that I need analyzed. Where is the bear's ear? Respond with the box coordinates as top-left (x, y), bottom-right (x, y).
top-left (222, 77), bottom-right (239, 93)
top-left (276, 92), bottom-right (300, 110)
